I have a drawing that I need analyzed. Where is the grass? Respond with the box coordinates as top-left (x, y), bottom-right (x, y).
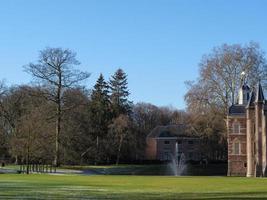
top-left (60, 164), bottom-right (170, 175)
top-left (1, 165), bottom-right (20, 170)
top-left (2, 163), bottom-right (227, 176)
top-left (61, 163), bottom-right (227, 176)
top-left (1, 174), bottom-right (267, 199)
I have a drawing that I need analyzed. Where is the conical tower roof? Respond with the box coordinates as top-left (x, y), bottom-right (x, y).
top-left (255, 81), bottom-right (264, 103)
top-left (246, 89), bottom-right (255, 108)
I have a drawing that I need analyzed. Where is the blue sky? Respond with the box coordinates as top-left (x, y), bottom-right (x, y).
top-left (0, 0), bottom-right (266, 109)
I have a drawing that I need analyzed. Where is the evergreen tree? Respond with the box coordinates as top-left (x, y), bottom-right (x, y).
top-left (89, 74), bottom-right (111, 164)
top-left (109, 69), bottom-right (132, 117)
top-left (91, 73), bottom-right (110, 116)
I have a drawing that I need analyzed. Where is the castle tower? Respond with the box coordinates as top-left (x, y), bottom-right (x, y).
top-left (254, 81), bottom-right (264, 177)
top-left (238, 72), bottom-right (250, 105)
top-left (227, 81), bottom-right (250, 176)
top-left (262, 97), bottom-right (267, 176)
top-left (238, 83), bottom-right (251, 105)
top-left (246, 90), bottom-right (255, 177)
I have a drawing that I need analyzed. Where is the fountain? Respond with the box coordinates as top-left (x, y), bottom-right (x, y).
top-left (169, 142), bottom-right (186, 176)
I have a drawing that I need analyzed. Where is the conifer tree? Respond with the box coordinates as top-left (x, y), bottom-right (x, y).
top-left (108, 69), bottom-right (132, 164)
top-left (89, 74), bottom-right (111, 164)
top-left (109, 69), bottom-right (132, 117)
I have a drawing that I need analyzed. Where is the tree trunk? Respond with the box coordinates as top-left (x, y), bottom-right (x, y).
top-left (54, 102), bottom-right (61, 167)
top-left (116, 148), bottom-right (121, 165)
top-left (14, 155), bottom-right (18, 165)
top-left (116, 136), bottom-right (123, 165)
top-left (95, 136), bottom-right (99, 165)
top-left (54, 70), bottom-right (62, 167)
top-left (26, 139), bottom-right (30, 174)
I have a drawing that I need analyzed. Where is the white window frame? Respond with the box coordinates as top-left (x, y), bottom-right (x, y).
top-left (233, 122), bottom-right (241, 134)
top-left (233, 140), bottom-right (241, 155)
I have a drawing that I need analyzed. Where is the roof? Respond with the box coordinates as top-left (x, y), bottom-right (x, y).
top-left (255, 81), bottom-right (265, 103)
top-left (228, 104), bottom-right (246, 116)
top-left (228, 80), bottom-right (267, 115)
top-left (147, 124), bottom-right (197, 139)
top-left (229, 81), bottom-right (267, 114)
top-left (242, 83), bottom-right (250, 90)
top-left (246, 90), bottom-right (255, 108)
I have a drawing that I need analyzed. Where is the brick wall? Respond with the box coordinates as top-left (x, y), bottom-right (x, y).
top-left (145, 138), bottom-right (157, 160)
top-left (156, 138), bottom-right (176, 161)
top-left (227, 116), bottom-right (247, 176)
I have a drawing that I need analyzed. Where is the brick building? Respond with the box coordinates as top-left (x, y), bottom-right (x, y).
top-left (227, 80), bottom-right (267, 177)
top-left (145, 125), bottom-right (201, 162)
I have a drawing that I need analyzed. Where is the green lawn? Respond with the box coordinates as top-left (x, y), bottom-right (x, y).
top-left (1, 175), bottom-right (267, 199)
top-left (60, 164), bottom-right (170, 175)
top-left (2, 163), bottom-right (227, 176)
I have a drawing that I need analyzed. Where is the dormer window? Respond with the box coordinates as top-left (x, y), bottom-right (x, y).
top-left (233, 122), bottom-right (240, 134)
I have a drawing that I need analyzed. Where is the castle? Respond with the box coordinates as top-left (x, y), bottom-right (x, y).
top-left (227, 79), bottom-right (267, 177)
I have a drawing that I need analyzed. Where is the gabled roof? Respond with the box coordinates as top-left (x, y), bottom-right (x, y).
top-left (147, 124), bottom-right (197, 139)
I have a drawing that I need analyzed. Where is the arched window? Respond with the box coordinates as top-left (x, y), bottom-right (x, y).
top-left (233, 122), bottom-right (240, 134)
top-left (233, 139), bottom-right (241, 155)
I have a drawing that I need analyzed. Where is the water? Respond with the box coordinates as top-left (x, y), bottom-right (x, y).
top-left (169, 142), bottom-right (186, 176)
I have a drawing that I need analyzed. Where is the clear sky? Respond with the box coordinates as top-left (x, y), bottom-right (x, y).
top-left (0, 0), bottom-right (266, 109)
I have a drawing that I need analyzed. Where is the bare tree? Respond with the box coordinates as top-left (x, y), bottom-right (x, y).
top-left (185, 42), bottom-right (267, 115)
top-left (0, 84), bottom-right (27, 164)
top-left (109, 114), bottom-right (130, 165)
top-left (16, 105), bottom-right (50, 174)
top-left (24, 47), bottom-right (90, 166)
top-left (184, 42), bottom-right (267, 161)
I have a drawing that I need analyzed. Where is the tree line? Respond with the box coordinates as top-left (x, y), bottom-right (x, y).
top-left (1, 42), bottom-right (265, 166)
top-left (0, 47), bottom-right (186, 166)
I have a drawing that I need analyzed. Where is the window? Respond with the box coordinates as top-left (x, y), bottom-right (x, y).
top-left (233, 141), bottom-right (241, 155)
top-left (188, 152), bottom-right (193, 159)
top-left (233, 122), bottom-right (240, 134)
top-left (188, 140), bottom-right (194, 145)
top-left (177, 140), bottom-right (182, 144)
top-left (164, 152), bottom-right (170, 160)
top-left (164, 141), bottom-right (170, 145)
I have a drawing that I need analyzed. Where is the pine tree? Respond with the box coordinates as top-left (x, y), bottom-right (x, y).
top-left (109, 69), bottom-right (132, 117)
top-left (89, 74), bottom-right (111, 164)
top-left (91, 73), bottom-right (110, 112)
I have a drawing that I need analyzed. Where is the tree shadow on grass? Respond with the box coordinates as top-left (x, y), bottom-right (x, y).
top-left (1, 191), bottom-right (267, 200)
top-left (171, 192), bottom-right (267, 200)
